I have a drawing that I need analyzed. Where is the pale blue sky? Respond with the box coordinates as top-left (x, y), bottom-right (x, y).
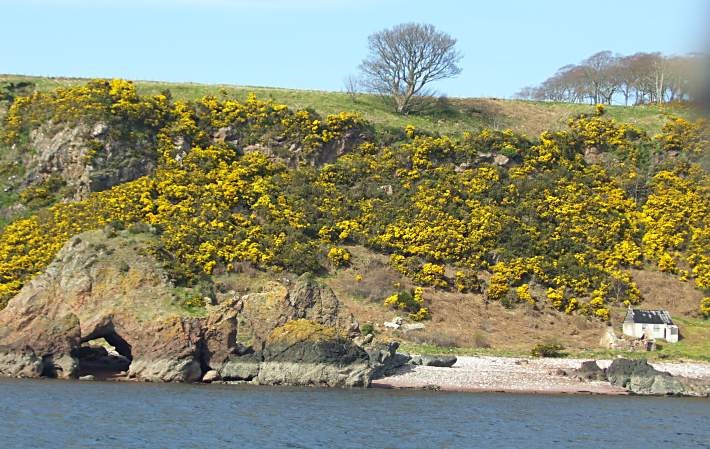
top-left (1, 0), bottom-right (707, 97)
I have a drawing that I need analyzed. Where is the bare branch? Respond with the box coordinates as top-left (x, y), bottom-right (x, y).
top-left (359, 23), bottom-right (462, 114)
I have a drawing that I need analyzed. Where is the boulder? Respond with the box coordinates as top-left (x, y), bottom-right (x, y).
top-left (493, 154), bottom-right (510, 166)
top-left (400, 323), bottom-right (425, 332)
top-left (239, 274), bottom-right (357, 352)
top-left (573, 360), bottom-right (607, 381)
top-left (201, 370), bottom-right (220, 383)
top-left (257, 319), bottom-right (371, 387)
top-left (416, 355), bottom-right (457, 368)
top-left (367, 342), bottom-right (412, 379)
top-left (384, 317), bottom-right (403, 329)
top-left (607, 359), bottom-right (709, 397)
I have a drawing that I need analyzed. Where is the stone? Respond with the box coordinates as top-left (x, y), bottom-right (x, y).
top-left (583, 146), bottom-right (605, 165)
top-left (367, 342), bottom-right (411, 379)
top-left (202, 370), bottom-right (220, 383)
top-left (400, 323), bottom-right (425, 332)
top-left (220, 354), bottom-right (261, 381)
top-left (258, 320), bottom-right (371, 387)
top-left (493, 154), bottom-right (510, 166)
top-left (378, 184), bottom-right (393, 196)
top-left (353, 333), bottom-right (373, 346)
top-left (90, 123), bottom-right (108, 138)
top-left (79, 374), bottom-right (96, 381)
top-left (419, 355), bottom-right (457, 367)
top-left (607, 358), bottom-right (709, 397)
top-left (573, 361), bottom-right (607, 381)
top-left (384, 317), bottom-right (403, 329)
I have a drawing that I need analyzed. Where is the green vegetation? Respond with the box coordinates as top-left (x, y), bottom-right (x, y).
top-left (531, 343), bottom-right (566, 358)
top-left (0, 78), bottom-right (707, 341)
top-left (0, 74), bottom-right (695, 137)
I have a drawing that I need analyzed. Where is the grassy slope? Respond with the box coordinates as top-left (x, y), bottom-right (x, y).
top-left (1, 74), bottom-right (706, 361)
top-left (0, 74), bottom-right (696, 137)
top-left (323, 246), bottom-right (710, 362)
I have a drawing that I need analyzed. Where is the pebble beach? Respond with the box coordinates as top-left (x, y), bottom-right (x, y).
top-left (372, 356), bottom-right (710, 395)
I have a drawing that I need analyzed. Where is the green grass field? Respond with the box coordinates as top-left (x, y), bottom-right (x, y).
top-left (0, 73), bottom-right (696, 137)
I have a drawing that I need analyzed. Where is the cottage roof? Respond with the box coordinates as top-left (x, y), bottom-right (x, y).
top-left (624, 309), bottom-right (674, 325)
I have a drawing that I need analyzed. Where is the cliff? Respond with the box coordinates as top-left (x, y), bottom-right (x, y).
top-left (0, 230), bottom-right (402, 385)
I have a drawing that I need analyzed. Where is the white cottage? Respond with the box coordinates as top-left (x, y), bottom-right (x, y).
top-left (622, 309), bottom-right (679, 343)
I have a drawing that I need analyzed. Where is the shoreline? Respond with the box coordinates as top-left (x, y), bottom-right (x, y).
top-left (371, 355), bottom-right (710, 396)
top-left (4, 355), bottom-right (709, 397)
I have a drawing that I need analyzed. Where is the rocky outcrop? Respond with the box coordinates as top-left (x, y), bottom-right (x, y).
top-left (257, 319), bottom-right (371, 387)
top-left (0, 230), bottom-right (219, 382)
top-left (218, 320), bottom-right (404, 388)
top-left (0, 231), bottom-right (378, 387)
top-left (239, 274), bottom-right (357, 352)
top-left (607, 359), bottom-right (710, 397)
top-left (574, 360), bottom-right (607, 381)
top-left (241, 129), bottom-right (371, 167)
top-left (19, 122), bottom-right (156, 200)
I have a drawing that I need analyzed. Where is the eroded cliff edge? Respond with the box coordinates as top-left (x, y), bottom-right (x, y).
top-left (0, 229), bottom-right (402, 386)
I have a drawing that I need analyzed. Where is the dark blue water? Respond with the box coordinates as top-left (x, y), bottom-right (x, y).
top-left (0, 379), bottom-right (708, 449)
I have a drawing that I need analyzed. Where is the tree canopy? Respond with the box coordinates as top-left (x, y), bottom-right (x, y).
top-left (360, 23), bottom-right (462, 114)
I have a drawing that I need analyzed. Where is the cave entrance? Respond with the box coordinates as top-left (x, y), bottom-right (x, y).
top-left (75, 331), bottom-right (132, 379)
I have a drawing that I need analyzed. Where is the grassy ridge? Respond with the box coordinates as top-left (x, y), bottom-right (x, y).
top-left (0, 74), bottom-right (696, 137)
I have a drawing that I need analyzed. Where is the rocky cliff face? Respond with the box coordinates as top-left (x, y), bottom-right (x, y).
top-left (0, 230), bottom-right (380, 386)
top-left (0, 230), bottom-right (214, 381)
top-left (20, 122), bottom-right (157, 200)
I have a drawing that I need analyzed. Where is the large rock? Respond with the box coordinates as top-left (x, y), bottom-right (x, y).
top-left (0, 230), bottom-right (375, 387)
top-left (367, 342), bottom-right (412, 379)
top-left (220, 353), bottom-right (261, 381)
top-left (572, 360), bottom-right (607, 381)
top-left (0, 347), bottom-right (43, 378)
top-left (239, 274), bottom-right (357, 352)
top-left (257, 320), bottom-right (371, 387)
top-left (607, 359), bottom-right (709, 397)
top-left (410, 354), bottom-right (457, 368)
top-left (0, 230), bottom-right (229, 382)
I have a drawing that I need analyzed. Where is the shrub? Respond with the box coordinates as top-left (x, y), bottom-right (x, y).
top-left (530, 343), bottom-right (566, 358)
top-left (327, 246), bottom-right (351, 268)
top-left (383, 287), bottom-right (429, 321)
top-left (360, 323), bottom-right (375, 336)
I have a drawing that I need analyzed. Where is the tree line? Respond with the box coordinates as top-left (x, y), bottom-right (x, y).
top-left (516, 51), bottom-right (705, 105)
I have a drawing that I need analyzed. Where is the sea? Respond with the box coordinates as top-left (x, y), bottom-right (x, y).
top-left (0, 378), bottom-right (708, 449)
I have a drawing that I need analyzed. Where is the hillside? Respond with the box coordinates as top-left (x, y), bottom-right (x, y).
top-left (0, 76), bottom-right (707, 360)
top-left (0, 74), bottom-right (697, 137)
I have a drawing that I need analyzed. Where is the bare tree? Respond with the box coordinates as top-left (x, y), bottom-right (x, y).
top-left (520, 50), bottom-right (703, 106)
top-left (359, 23), bottom-right (462, 114)
top-left (343, 74), bottom-right (360, 103)
top-left (580, 51), bottom-right (619, 104)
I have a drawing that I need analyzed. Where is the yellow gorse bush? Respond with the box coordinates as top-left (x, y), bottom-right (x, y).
top-left (0, 79), bottom-right (707, 318)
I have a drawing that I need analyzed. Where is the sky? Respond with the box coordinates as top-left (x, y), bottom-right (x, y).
top-left (1, 0), bottom-right (708, 98)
